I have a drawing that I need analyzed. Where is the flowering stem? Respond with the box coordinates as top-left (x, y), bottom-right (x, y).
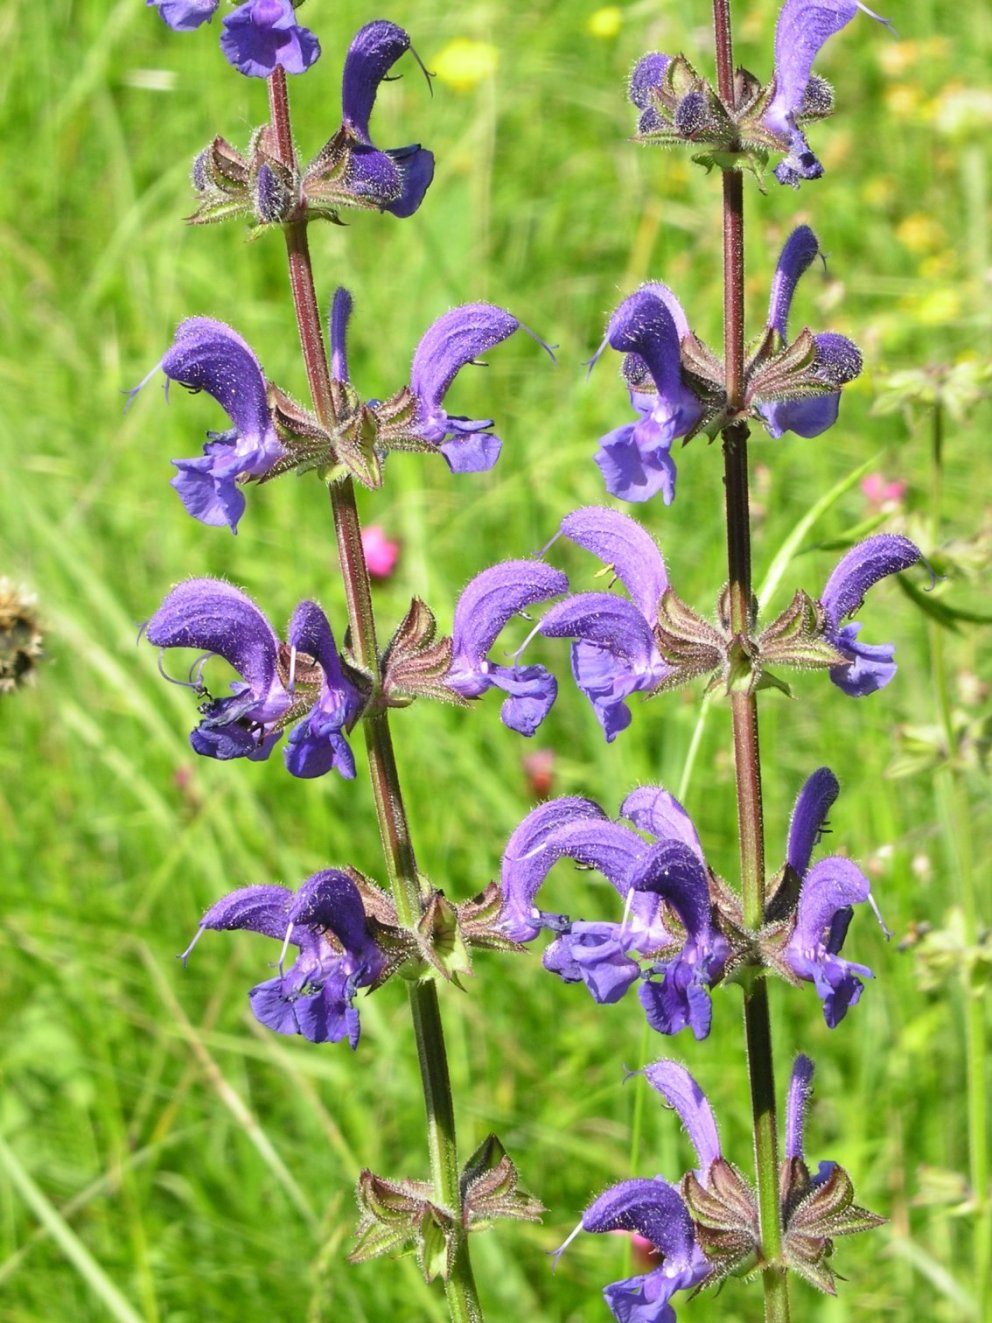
top-left (268, 70), bottom-right (484, 1323)
top-left (712, 5), bottom-right (789, 1319)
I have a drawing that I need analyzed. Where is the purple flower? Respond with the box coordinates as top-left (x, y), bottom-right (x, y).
top-left (764, 0), bottom-right (892, 187)
top-left (446, 561), bottom-right (567, 735)
top-left (339, 21), bottom-right (434, 217)
top-left (555, 1178), bottom-right (710, 1323)
top-left (629, 842), bottom-right (729, 1040)
top-left (537, 507), bottom-right (671, 741)
top-left (181, 871), bottom-right (385, 1046)
top-left (130, 318), bottom-right (286, 533)
top-left (147, 0), bottom-right (217, 31)
top-left (781, 767), bottom-right (880, 1027)
top-left (820, 534), bottom-right (922, 696)
top-left (145, 578), bottom-right (363, 778)
top-left (757, 227), bottom-right (863, 439)
top-left (409, 304), bottom-right (551, 472)
top-left (499, 786), bottom-right (725, 1038)
top-left (219, 0), bottom-right (320, 78)
top-left (591, 287), bottom-right (705, 504)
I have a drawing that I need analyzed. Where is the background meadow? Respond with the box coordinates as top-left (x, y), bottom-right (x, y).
top-left (1, 0), bottom-right (990, 1319)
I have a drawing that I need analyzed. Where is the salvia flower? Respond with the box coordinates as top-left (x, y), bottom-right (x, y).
top-left (445, 561), bottom-right (567, 735)
top-left (181, 870), bottom-right (385, 1046)
top-left (306, 21), bottom-right (433, 217)
top-left (499, 786), bottom-right (728, 1039)
top-left (408, 305), bottom-right (547, 472)
top-left (764, 0), bottom-right (892, 187)
top-left (591, 287), bottom-right (705, 503)
top-left (148, 0), bottom-right (320, 78)
top-left (780, 767), bottom-right (881, 1026)
top-left (537, 507), bottom-right (672, 741)
top-left (756, 226), bottom-right (863, 439)
top-left (145, 578), bottom-right (363, 778)
top-left (554, 1177), bottom-right (711, 1323)
top-left (130, 317), bottom-right (286, 533)
top-left (220, 0), bottom-right (320, 78)
top-left (819, 534), bottom-right (923, 696)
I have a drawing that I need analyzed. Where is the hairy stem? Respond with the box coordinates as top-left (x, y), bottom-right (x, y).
top-left (712, 6), bottom-right (789, 1318)
top-left (268, 69), bottom-right (484, 1323)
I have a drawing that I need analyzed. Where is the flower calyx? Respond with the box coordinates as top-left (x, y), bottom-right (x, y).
top-left (189, 125), bottom-right (301, 229)
top-left (351, 1139), bottom-right (542, 1282)
top-left (780, 1159), bottom-right (884, 1295)
top-left (631, 54), bottom-right (770, 180)
top-left (381, 598), bottom-right (463, 709)
top-left (681, 1158), bottom-right (759, 1282)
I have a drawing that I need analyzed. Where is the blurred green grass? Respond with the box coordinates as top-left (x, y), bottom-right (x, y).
top-left (1, 0), bottom-right (990, 1319)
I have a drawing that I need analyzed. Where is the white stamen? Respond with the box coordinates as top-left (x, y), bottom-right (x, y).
top-left (549, 1219), bottom-right (584, 1273)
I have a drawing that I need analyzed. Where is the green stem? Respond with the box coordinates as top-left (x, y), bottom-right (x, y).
top-left (711, 5), bottom-right (788, 1316)
top-left (268, 69), bottom-right (483, 1323)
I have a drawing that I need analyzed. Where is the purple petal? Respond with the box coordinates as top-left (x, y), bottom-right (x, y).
top-left (759, 391), bottom-right (840, 440)
top-left (170, 451), bottom-right (247, 532)
top-left (765, 0), bottom-right (884, 137)
top-left (220, 0), bottom-right (320, 78)
top-left (640, 1061), bottom-right (721, 1178)
top-left (821, 534), bottom-right (922, 625)
top-left (793, 856), bottom-right (870, 947)
top-left (196, 884), bottom-right (294, 942)
top-left (410, 304), bottom-right (520, 443)
top-left (330, 287), bottom-right (352, 382)
top-left (488, 664), bottom-right (558, 736)
top-left (773, 127), bottom-right (825, 188)
top-left (786, 768), bottom-right (840, 877)
top-left (785, 1054), bottom-right (815, 1160)
top-left (595, 425), bottom-right (678, 505)
top-left (147, 0), bottom-right (217, 30)
top-left (439, 431), bottom-right (502, 473)
top-left (787, 857), bottom-right (874, 1025)
top-left (285, 601), bottom-right (362, 779)
top-left (626, 842), bottom-right (713, 941)
top-left (539, 593), bottom-right (660, 672)
top-left (289, 870), bottom-right (379, 967)
top-left (249, 976), bottom-right (304, 1036)
top-left (146, 578), bottom-right (282, 704)
top-left (345, 144), bottom-right (406, 207)
top-left (607, 290), bottom-right (690, 407)
top-left (292, 976), bottom-right (359, 1046)
top-left (342, 20), bottom-right (412, 141)
top-left (584, 1177), bottom-right (693, 1247)
top-left (767, 226), bottom-right (819, 339)
top-left (828, 623), bottom-right (898, 697)
top-left (163, 319), bottom-right (272, 450)
top-left (382, 144), bottom-right (435, 218)
top-left (448, 560), bottom-right (568, 696)
top-left (500, 797), bottom-right (608, 941)
top-left (560, 507), bottom-right (668, 622)
top-left (544, 923), bottom-right (642, 1004)
top-left (621, 787), bottom-right (705, 865)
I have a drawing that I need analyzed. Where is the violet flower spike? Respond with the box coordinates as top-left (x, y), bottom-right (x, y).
top-left (220, 0), bottom-right (320, 78)
top-left (446, 560), bottom-right (567, 736)
top-left (145, 578), bottom-right (362, 778)
top-left (562, 1178), bottom-right (711, 1323)
top-left (340, 21), bottom-right (434, 217)
top-left (410, 304), bottom-right (551, 473)
top-left (129, 317), bottom-right (286, 533)
top-left (757, 226), bottom-right (863, 439)
top-left (181, 871), bottom-right (385, 1046)
top-left (764, 0), bottom-right (893, 188)
top-left (785, 766), bottom-right (840, 877)
top-left (592, 288), bottom-right (705, 504)
top-left (147, 0), bottom-right (218, 31)
top-left (820, 534), bottom-right (922, 696)
top-left (537, 507), bottom-right (671, 741)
